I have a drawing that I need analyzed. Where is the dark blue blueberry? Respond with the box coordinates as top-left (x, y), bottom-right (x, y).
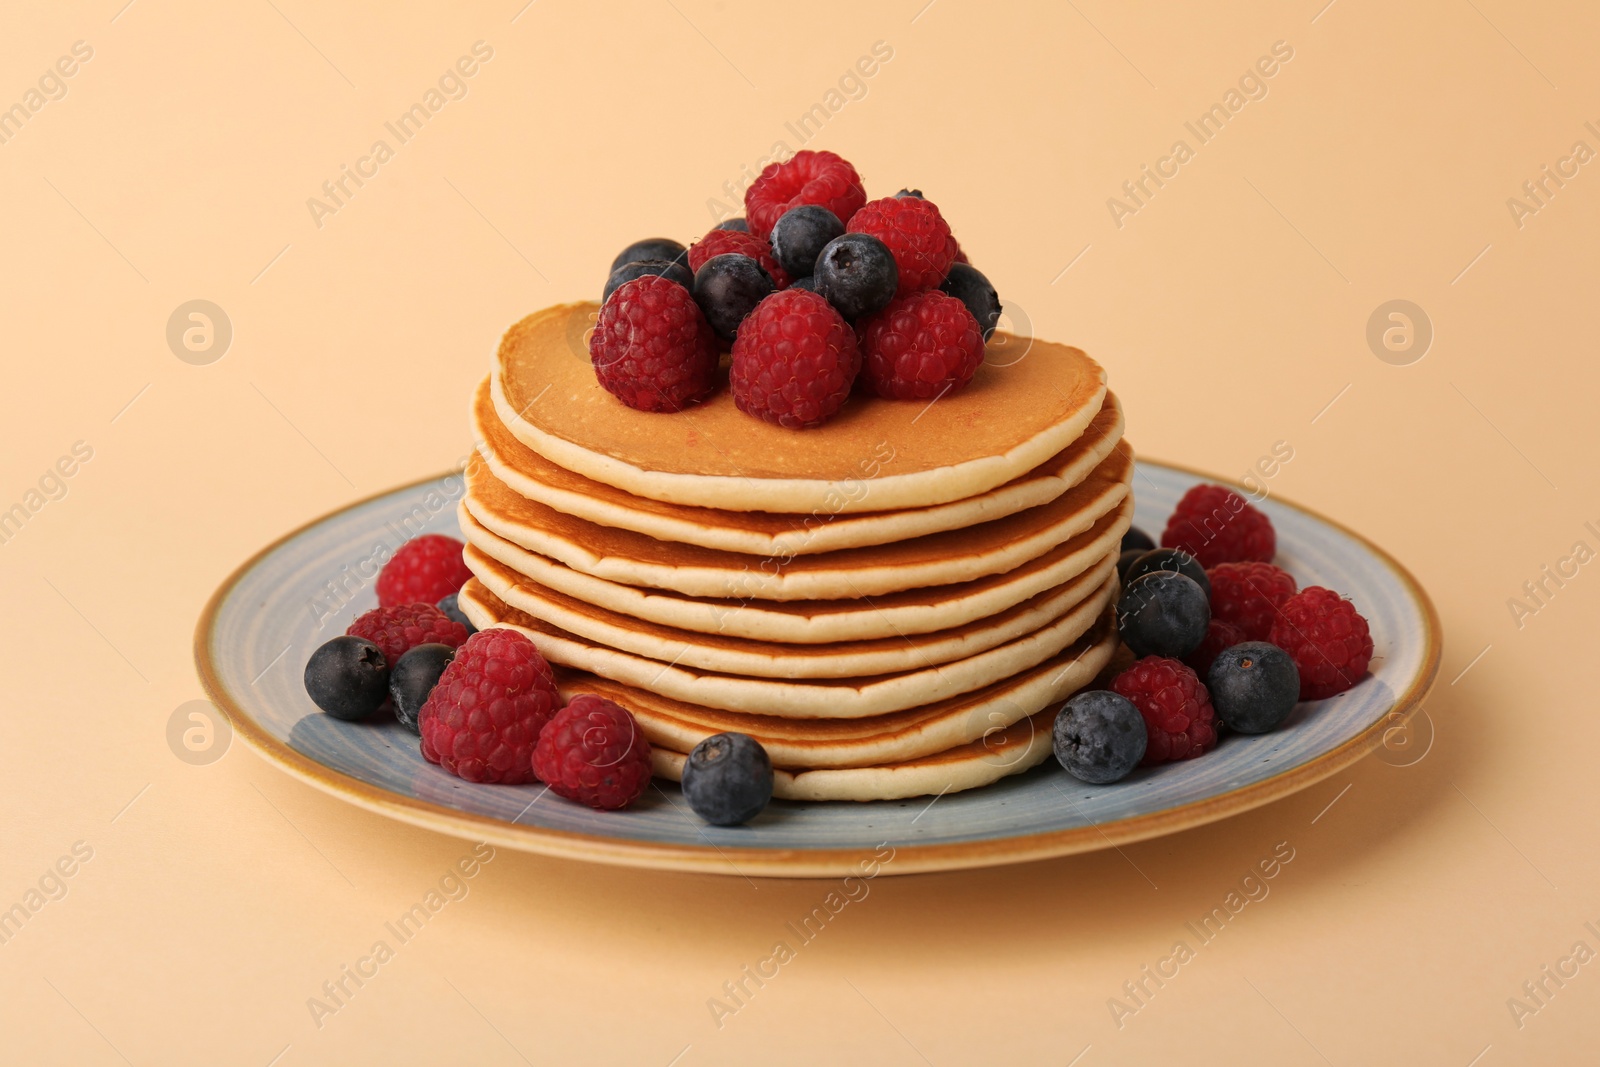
top-left (1121, 526), bottom-right (1156, 553)
top-left (1118, 548), bottom-right (1147, 582)
top-left (1208, 642), bottom-right (1300, 733)
top-left (603, 259), bottom-right (695, 303)
top-left (1124, 547), bottom-right (1211, 598)
top-left (693, 253), bottom-right (775, 341)
top-left (1118, 571), bottom-right (1210, 659)
top-left (788, 275), bottom-right (819, 293)
top-left (435, 592), bottom-right (476, 635)
top-left (682, 732), bottom-right (773, 826)
top-left (1053, 690), bottom-right (1147, 784)
top-left (895, 188), bottom-right (924, 199)
top-left (814, 233), bottom-right (898, 321)
top-left (304, 636), bottom-right (389, 721)
top-left (389, 643), bottom-right (456, 735)
top-left (610, 238), bottom-right (688, 275)
top-left (938, 262), bottom-right (1002, 340)
top-left (715, 218), bottom-right (749, 232)
top-left (769, 205), bottom-right (845, 280)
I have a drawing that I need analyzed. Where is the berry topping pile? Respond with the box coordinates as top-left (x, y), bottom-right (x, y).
top-left (597, 150), bottom-right (1002, 427)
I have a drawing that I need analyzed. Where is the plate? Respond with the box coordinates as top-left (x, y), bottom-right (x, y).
top-left (195, 461), bottom-right (1440, 877)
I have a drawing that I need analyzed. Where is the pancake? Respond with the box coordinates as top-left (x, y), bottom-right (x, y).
top-left (475, 374), bottom-right (1126, 556)
top-left (458, 573), bottom-right (1119, 719)
top-left (492, 302), bottom-right (1108, 513)
top-left (649, 707), bottom-right (1059, 802)
top-left (470, 541), bottom-right (1117, 679)
top-left (551, 614), bottom-right (1118, 768)
top-left (458, 497), bottom-right (1133, 643)
top-left (464, 442), bottom-right (1133, 600)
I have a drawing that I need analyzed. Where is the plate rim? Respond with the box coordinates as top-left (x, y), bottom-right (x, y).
top-left (194, 460), bottom-right (1441, 878)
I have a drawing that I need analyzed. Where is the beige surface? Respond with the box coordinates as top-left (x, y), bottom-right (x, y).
top-left (4, 1), bottom-right (1598, 1064)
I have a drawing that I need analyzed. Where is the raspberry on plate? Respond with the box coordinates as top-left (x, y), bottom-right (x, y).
top-left (533, 694), bottom-right (653, 810)
top-left (1268, 586), bottom-right (1374, 700)
top-left (858, 289), bottom-right (985, 400)
top-left (418, 628), bottom-right (562, 784)
top-left (1161, 483), bottom-right (1276, 567)
top-left (347, 602), bottom-right (470, 667)
top-left (744, 150), bottom-right (867, 240)
top-left (1111, 656), bottom-right (1218, 765)
top-left (846, 196), bottom-right (956, 296)
top-left (376, 534), bottom-right (472, 609)
top-left (730, 288), bottom-right (861, 429)
top-left (589, 275), bottom-right (720, 413)
top-left (687, 228), bottom-right (792, 289)
top-left (1207, 561), bottom-right (1297, 640)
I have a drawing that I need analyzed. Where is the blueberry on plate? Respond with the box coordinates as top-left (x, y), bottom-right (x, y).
top-left (1053, 690), bottom-right (1147, 784)
top-left (769, 205), bottom-right (845, 280)
top-left (682, 732), bottom-right (774, 826)
top-left (814, 233), bottom-right (898, 321)
top-left (1121, 526), bottom-right (1156, 554)
top-left (939, 262), bottom-right (1002, 340)
top-left (304, 636), bottom-right (389, 721)
top-left (435, 592), bottom-right (476, 634)
top-left (1208, 642), bottom-right (1300, 733)
top-left (715, 218), bottom-right (749, 232)
top-left (788, 275), bottom-right (819, 293)
top-left (603, 258), bottom-right (695, 303)
top-left (895, 188), bottom-right (924, 199)
top-left (693, 254), bottom-right (775, 341)
top-left (1118, 571), bottom-right (1210, 659)
top-left (609, 238), bottom-right (687, 274)
top-left (389, 643), bottom-right (457, 735)
top-left (1124, 547), bottom-right (1211, 598)
top-left (1117, 547), bottom-right (1147, 582)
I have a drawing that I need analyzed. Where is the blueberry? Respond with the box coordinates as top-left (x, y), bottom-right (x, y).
top-left (895, 188), bottom-right (924, 199)
top-left (682, 732), bottom-right (774, 826)
top-left (1121, 526), bottom-right (1156, 553)
top-left (814, 233), bottom-right (898, 321)
top-left (603, 259), bottom-right (694, 303)
top-left (1208, 642), bottom-right (1300, 733)
top-left (609, 238), bottom-right (687, 274)
top-left (693, 254), bottom-right (775, 341)
top-left (715, 218), bottom-right (749, 232)
top-left (788, 275), bottom-right (819, 293)
top-left (938, 262), bottom-right (1002, 340)
top-left (769, 205), bottom-right (845, 280)
top-left (1053, 690), bottom-right (1147, 784)
top-left (1118, 571), bottom-right (1210, 659)
top-left (435, 592), bottom-right (476, 635)
top-left (304, 636), bottom-right (389, 721)
top-left (1124, 547), bottom-right (1211, 598)
top-left (389, 643), bottom-right (456, 734)
top-left (1117, 547), bottom-right (1146, 582)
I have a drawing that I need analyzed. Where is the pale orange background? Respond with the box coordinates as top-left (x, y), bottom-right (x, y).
top-left (3, 1), bottom-right (1597, 1063)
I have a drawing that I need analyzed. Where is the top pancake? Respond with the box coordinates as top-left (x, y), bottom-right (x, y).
top-left (492, 302), bottom-right (1108, 514)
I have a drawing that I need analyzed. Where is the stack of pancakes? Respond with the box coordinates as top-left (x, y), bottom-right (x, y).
top-left (456, 303), bottom-right (1133, 802)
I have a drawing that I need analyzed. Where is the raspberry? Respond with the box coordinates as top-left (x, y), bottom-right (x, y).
top-left (533, 694), bottom-right (653, 810)
top-left (744, 150), bottom-right (866, 240)
top-left (1207, 561), bottom-right (1297, 640)
top-left (846, 196), bottom-right (955, 295)
top-left (589, 275), bottom-right (719, 413)
top-left (1111, 656), bottom-right (1218, 765)
top-left (730, 288), bottom-right (860, 429)
top-left (1161, 484), bottom-right (1276, 567)
top-left (347, 602), bottom-right (469, 667)
top-left (1268, 587), bottom-right (1374, 700)
top-left (418, 628), bottom-right (562, 784)
top-left (858, 289), bottom-right (985, 400)
top-left (1183, 618), bottom-right (1246, 677)
top-left (948, 234), bottom-right (969, 265)
top-left (687, 228), bottom-right (792, 288)
top-left (375, 534), bottom-right (472, 609)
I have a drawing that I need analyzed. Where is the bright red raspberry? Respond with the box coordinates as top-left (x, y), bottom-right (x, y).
top-left (418, 628), bottom-right (562, 784)
top-left (1269, 587), bottom-right (1374, 700)
top-left (1161, 484), bottom-right (1276, 567)
top-left (375, 534), bottom-right (472, 609)
top-left (846, 196), bottom-right (955, 295)
top-left (1183, 618), bottom-right (1246, 678)
top-left (1207, 561), bottom-right (1298, 640)
top-left (730, 288), bottom-right (860, 428)
top-left (532, 694), bottom-right (653, 810)
top-left (347, 602), bottom-right (469, 666)
top-left (1111, 656), bottom-right (1218, 765)
top-left (858, 289), bottom-right (985, 400)
top-left (687, 228), bottom-right (792, 288)
top-left (589, 276), bottom-right (719, 413)
top-left (744, 150), bottom-right (867, 240)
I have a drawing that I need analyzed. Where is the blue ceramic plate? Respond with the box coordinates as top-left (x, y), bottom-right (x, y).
top-left (196, 461), bottom-right (1439, 877)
